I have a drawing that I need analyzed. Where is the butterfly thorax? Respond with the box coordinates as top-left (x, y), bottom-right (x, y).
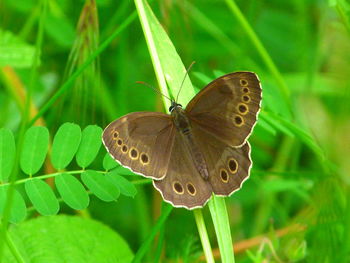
top-left (171, 104), bottom-right (191, 134)
top-left (170, 103), bottom-right (210, 180)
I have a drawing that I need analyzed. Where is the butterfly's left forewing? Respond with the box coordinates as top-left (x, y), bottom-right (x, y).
top-left (103, 112), bottom-right (175, 180)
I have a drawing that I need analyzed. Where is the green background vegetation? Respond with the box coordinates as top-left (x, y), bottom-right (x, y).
top-left (0, 0), bottom-right (350, 262)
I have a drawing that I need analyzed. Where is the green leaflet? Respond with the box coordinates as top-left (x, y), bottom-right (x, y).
top-left (103, 153), bottom-right (118, 171)
top-left (55, 173), bottom-right (89, 210)
top-left (81, 170), bottom-right (120, 202)
top-left (51, 123), bottom-right (81, 170)
top-left (25, 179), bottom-right (59, 216)
top-left (20, 126), bottom-right (49, 175)
top-left (0, 186), bottom-right (27, 223)
top-left (0, 128), bottom-right (16, 182)
top-left (76, 125), bottom-right (103, 169)
top-left (106, 170), bottom-right (137, 198)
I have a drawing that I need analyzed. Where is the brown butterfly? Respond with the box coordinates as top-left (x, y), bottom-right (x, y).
top-left (102, 72), bottom-right (262, 209)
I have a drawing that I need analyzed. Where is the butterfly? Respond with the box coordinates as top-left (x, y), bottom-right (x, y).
top-left (102, 72), bottom-right (262, 209)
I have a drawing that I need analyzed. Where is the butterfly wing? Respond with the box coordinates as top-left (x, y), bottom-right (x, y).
top-left (102, 112), bottom-right (175, 180)
top-left (186, 71), bottom-right (262, 147)
top-left (153, 130), bottom-right (213, 209)
top-left (191, 122), bottom-right (252, 196)
top-left (153, 121), bottom-right (252, 209)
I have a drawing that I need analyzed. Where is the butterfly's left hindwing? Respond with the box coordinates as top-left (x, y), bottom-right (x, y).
top-left (102, 112), bottom-right (175, 180)
top-left (153, 130), bottom-right (212, 209)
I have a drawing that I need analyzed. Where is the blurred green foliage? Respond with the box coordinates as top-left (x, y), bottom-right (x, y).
top-left (1, 0), bottom-right (350, 262)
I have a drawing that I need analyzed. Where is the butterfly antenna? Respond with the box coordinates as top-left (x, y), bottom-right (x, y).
top-left (136, 81), bottom-right (172, 101)
top-left (175, 61), bottom-right (196, 102)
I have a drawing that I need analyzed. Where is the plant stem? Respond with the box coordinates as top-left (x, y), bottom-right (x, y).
top-left (208, 196), bottom-right (235, 263)
top-left (28, 11), bottom-right (137, 126)
top-left (224, 0), bottom-right (291, 115)
top-left (0, 224), bottom-right (26, 263)
top-left (132, 204), bottom-right (172, 263)
top-left (193, 209), bottom-right (215, 263)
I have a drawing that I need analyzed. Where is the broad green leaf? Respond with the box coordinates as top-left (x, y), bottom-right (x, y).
top-left (0, 128), bottom-right (16, 182)
top-left (106, 170), bottom-right (137, 198)
top-left (0, 186), bottom-right (27, 223)
top-left (76, 125), bottom-right (103, 168)
top-left (103, 153), bottom-right (118, 171)
top-left (0, 29), bottom-right (37, 68)
top-left (25, 179), bottom-right (59, 216)
top-left (51, 123), bottom-right (81, 170)
top-left (81, 170), bottom-right (120, 202)
top-left (55, 173), bottom-right (89, 210)
top-left (3, 215), bottom-right (134, 263)
top-left (20, 126), bottom-right (49, 175)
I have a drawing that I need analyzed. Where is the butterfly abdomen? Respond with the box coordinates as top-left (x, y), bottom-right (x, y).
top-left (172, 107), bottom-right (210, 180)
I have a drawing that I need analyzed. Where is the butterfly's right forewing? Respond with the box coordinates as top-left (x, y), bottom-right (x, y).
top-left (102, 112), bottom-right (175, 180)
top-left (186, 72), bottom-right (262, 147)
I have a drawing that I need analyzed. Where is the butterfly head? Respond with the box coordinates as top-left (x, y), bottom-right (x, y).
top-left (169, 101), bottom-right (183, 113)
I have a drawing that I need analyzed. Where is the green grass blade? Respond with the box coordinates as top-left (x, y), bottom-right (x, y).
top-left (208, 196), bottom-right (235, 263)
top-left (224, 0), bottom-right (291, 115)
top-left (132, 204), bottom-right (172, 263)
top-left (134, 0), bottom-right (195, 108)
top-left (194, 209), bottom-right (215, 263)
top-left (28, 12), bottom-right (137, 126)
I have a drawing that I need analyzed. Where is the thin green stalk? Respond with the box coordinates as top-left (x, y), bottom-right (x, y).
top-left (335, 3), bottom-right (350, 35)
top-left (132, 204), bottom-right (172, 263)
top-left (0, 169), bottom-right (151, 188)
top-left (0, 224), bottom-right (25, 263)
top-left (135, 187), bottom-right (152, 254)
top-left (340, 189), bottom-right (350, 263)
top-left (252, 136), bottom-right (294, 236)
top-left (28, 11), bottom-right (137, 127)
top-left (183, 1), bottom-right (260, 71)
top-left (193, 209), bottom-right (215, 263)
top-left (153, 202), bottom-right (166, 263)
top-left (224, 0), bottom-right (291, 114)
top-left (208, 196), bottom-right (235, 263)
